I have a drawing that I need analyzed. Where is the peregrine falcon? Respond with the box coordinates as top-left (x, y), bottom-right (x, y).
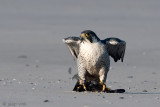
top-left (63, 30), bottom-right (126, 92)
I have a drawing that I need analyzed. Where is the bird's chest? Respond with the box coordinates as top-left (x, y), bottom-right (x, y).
top-left (80, 42), bottom-right (104, 66)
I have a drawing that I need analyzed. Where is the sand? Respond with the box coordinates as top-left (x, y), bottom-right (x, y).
top-left (0, 0), bottom-right (160, 107)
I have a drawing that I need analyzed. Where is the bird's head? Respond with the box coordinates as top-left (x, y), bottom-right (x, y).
top-left (81, 30), bottom-right (100, 43)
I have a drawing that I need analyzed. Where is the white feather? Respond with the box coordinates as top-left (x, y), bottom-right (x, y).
top-left (109, 40), bottom-right (118, 45)
top-left (80, 41), bottom-right (104, 66)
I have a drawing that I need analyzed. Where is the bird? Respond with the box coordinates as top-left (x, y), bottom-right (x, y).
top-left (63, 30), bottom-right (126, 92)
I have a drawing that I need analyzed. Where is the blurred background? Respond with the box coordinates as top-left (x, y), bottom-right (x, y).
top-left (1, 0), bottom-right (160, 106)
top-left (0, 0), bottom-right (160, 92)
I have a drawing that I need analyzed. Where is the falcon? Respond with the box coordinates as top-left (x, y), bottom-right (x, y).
top-left (63, 30), bottom-right (126, 92)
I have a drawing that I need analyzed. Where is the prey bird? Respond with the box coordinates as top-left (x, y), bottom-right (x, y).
top-left (63, 30), bottom-right (126, 92)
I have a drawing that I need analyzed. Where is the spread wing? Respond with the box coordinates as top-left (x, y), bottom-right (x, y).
top-left (63, 37), bottom-right (81, 61)
top-left (102, 37), bottom-right (126, 62)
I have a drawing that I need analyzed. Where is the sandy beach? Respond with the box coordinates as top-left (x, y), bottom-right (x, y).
top-left (0, 0), bottom-right (160, 107)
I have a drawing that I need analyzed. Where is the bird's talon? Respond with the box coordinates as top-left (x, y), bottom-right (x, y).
top-left (76, 84), bottom-right (87, 91)
top-left (77, 86), bottom-right (81, 90)
top-left (102, 84), bottom-right (106, 92)
top-left (83, 84), bottom-right (87, 91)
top-left (99, 81), bottom-right (106, 92)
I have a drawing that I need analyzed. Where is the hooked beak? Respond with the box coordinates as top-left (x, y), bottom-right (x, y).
top-left (81, 33), bottom-right (88, 39)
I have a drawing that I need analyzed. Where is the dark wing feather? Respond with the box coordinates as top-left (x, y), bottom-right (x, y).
top-left (102, 37), bottom-right (126, 62)
top-left (63, 37), bottom-right (81, 61)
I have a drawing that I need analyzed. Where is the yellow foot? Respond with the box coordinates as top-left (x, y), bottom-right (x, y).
top-left (83, 84), bottom-right (87, 91)
top-left (77, 86), bottom-right (81, 90)
top-left (99, 81), bottom-right (106, 92)
top-left (77, 84), bottom-right (87, 91)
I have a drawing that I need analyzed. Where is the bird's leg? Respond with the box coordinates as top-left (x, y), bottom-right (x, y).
top-left (99, 68), bottom-right (111, 92)
top-left (73, 80), bottom-right (87, 91)
top-left (99, 81), bottom-right (106, 92)
top-left (77, 65), bottom-right (87, 91)
top-left (75, 80), bottom-right (87, 91)
top-left (76, 85), bottom-right (87, 91)
top-left (83, 84), bottom-right (87, 90)
top-left (99, 81), bottom-right (112, 92)
top-left (79, 80), bottom-right (87, 91)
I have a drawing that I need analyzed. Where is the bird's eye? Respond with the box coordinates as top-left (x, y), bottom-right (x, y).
top-left (85, 34), bottom-right (89, 37)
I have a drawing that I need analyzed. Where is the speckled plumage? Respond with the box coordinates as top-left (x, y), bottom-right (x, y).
top-left (77, 40), bottom-right (110, 84)
top-left (63, 30), bottom-right (126, 87)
